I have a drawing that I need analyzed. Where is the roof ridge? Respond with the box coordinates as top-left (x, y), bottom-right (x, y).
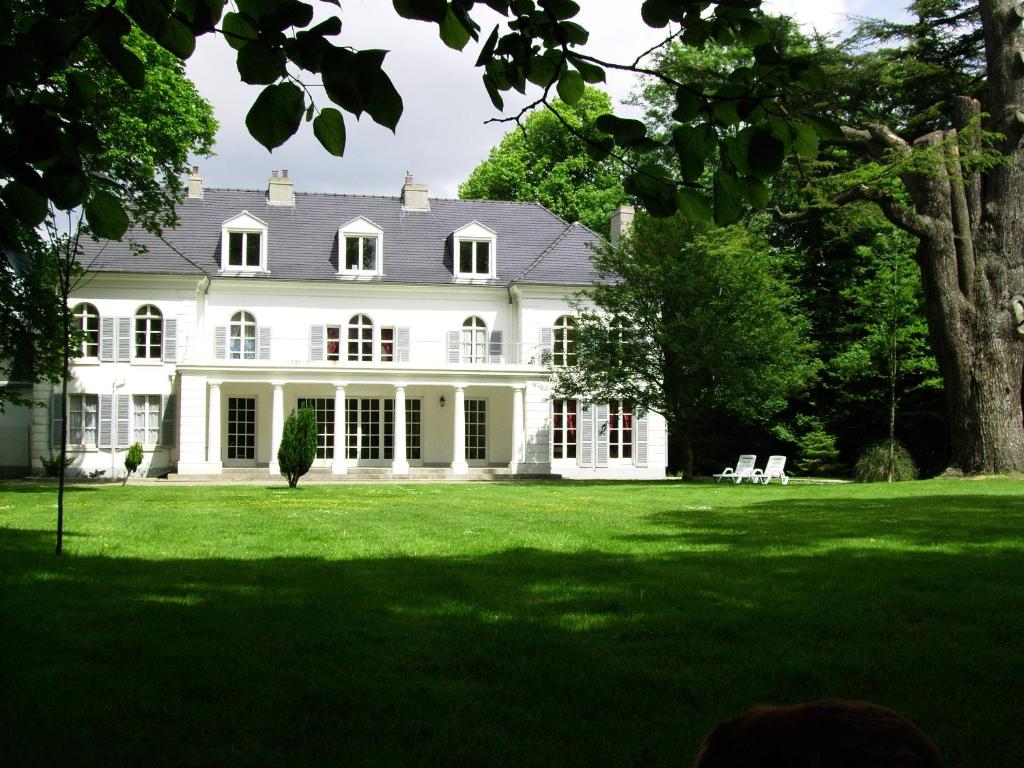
top-left (510, 223), bottom-right (575, 285)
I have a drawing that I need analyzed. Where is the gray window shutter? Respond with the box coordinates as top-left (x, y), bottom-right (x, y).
top-left (635, 411), bottom-right (649, 467)
top-left (215, 326), bottom-right (227, 359)
top-left (447, 331), bottom-right (460, 363)
top-left (99, 394), bottom-right (113, 448)
top-left (160, 393), bottom-right (176, 447)
top-left (578, 402), bottom-right (594, 468)
top-left (258, 327), bottom-right (271, 360)
top-left (488, 330), bottom-right (503, 363)
top-left (595, 402), bottom-right (609, 467)
top-left (50, 392), bottom-right (64, 450)
top-left (163, 317), bottom-right (177, 362)
top-left (540, 327), bottom-right (553, 363)
top-left (396, 327), bottom-right (410, 362)
top-left (116, 394), bottom-right (131, 448)
top-left (310, 325), bottom-right (325, 361)
top-left (100, 317), bottom-right (115, 362)
top-left (116, 317), bottom-right (131, 361)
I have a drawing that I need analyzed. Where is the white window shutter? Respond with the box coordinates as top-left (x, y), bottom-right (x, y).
top-left (50, 392), bottom-right (64, 450)
top-left (160, 393), bottom-right (176, 447)
top-left (116, 317), bottom-right (131, 361)
top-left (214, 326), bottom-right (227, 359)
top-left (595, 402), bottom-right (609, 467)
top-left (258, 327), bottom-right (271, 360)
top-left (116, 394), bottom-right (131, 448)
top-left (310, 325), bottom-right (325, 361)
top-left (396, 327), bottom-right (410, 362)
top-left (635, 411), bottom-right (648, 467)
top-left (100, 317), bottom-right (115, 362)
top-left (488, 330), bottom-right (503, 363)
top-left (447, 331), bottom-right (460, 363)
top-left (99, 393), bottom-right (113, 448)
top-left (540, 327), bottom-right (553, 360)
top-left (578, 402), bottom-right (594, 467)
top-left (163, 317), bottom-right (177, 362)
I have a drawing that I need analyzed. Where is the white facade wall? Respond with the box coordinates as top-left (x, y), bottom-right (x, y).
top-left (11, 274), bottom-right (667, 480)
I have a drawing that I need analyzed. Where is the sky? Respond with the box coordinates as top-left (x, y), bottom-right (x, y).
top-left (185, 0), bottom-right (907, 199)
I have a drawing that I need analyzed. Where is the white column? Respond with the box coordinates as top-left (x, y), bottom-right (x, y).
top-left (332, 384), bottom-right (347, 475)
top-left (510, 386), bottom-right (525, 472)
top-left (268, 382), bottom-right (284, 475)
top-left (207, 382), bottom-right (221, 467)
top-left (392, 385), bottom-right (409, 475)
top-left (451, 386), bottom-right (468, 474)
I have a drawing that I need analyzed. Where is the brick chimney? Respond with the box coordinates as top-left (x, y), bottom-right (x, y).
top-left (267, 169), bottom-right (294, 206)
top-left (187, 165), bottom-right (203, 199)
top-left (609, 205), bottom-right (635, 246)
top-left (401, 171), bottom-right (429, 212)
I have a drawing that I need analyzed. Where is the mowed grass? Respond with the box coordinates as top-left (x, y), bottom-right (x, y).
top-left (1, 479), bottom-right (1022, 767)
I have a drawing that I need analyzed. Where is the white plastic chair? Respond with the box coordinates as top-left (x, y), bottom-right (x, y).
top-left (713, 454), bottom-right (760, 484)
top-left (759, 455), bottom-right (790, 485)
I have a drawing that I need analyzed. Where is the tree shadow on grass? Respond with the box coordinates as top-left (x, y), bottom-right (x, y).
top-left (1, 514), bottom-right (1021, 768)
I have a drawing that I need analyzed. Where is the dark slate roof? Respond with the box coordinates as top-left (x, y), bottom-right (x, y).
top-left (84, 188), bottom-right (606, 286)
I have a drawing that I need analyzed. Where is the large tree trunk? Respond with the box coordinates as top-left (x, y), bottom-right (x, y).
top-left (849, 0), bottom-right (1024, 473)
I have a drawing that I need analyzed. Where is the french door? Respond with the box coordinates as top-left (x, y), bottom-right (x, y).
top-left (297, 397), bottom-right (335, 461)
top-left (344, 397), bottom-right (422, 464)
top-left (466, 399), bottom-right (487, 462)
top-left (226, 396), bottom-right (256, 465)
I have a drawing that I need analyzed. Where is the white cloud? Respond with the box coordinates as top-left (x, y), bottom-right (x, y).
top-left (186, 1), bottom-right (904, 197)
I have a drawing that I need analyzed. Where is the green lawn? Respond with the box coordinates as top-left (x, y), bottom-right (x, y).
top-left (1, 479), bottom-right (1022, 767)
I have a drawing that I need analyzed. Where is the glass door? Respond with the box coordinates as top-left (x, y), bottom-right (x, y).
top-left (226, 396), bottom-right (256, 465)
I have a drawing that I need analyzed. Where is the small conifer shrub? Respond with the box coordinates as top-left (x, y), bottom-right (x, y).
top-left (123, 442), bottom-right (144, 485)
top-left (278, 408), bottom-right (317, 488)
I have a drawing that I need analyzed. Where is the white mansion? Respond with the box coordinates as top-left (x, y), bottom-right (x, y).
top-left (12, 170), bottom-right (667, 480)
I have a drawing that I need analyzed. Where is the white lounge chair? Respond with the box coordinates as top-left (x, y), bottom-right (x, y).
top-left (759, 455), bottom-right (790, 484)
top-left (713, 454), bottom-right (760, 484)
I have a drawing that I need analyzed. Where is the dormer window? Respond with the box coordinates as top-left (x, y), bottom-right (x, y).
top-left (221, 211), bottom-right (269, 272)
top-left (453, 222), bottom-right (497, 280)
top-left (338, 217), bottom-right (383, 277)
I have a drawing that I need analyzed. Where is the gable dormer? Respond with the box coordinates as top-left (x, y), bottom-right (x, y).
top-left (221, 211), bottom-right (269, 273)
top-left (453, 221), bottom-right (497, 281)
top-left (338, 216), bottom-right (384, 277)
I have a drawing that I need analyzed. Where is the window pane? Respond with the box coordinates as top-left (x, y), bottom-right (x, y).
top-left (459, 241), bottom-right (473, 273)
top-left (362, 237), bottom-right (376, 270)
top-left (475, 241), bottom-right (489, 274)
top-left (229, 232), bottom-right (243, 266)
top-left (246, 233), bottom-right (261, 266)
top-left (346, 237), bottom-right (359, 269)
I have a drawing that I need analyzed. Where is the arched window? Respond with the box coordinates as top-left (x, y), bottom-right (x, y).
top-left (461, 316), bottom-right (487, 363)
top-left (553, 315), bottom-right (577, 367)
top-left (348, 314), bottom-right (373, 361)
top-left (73, 303), bottom-right (99, 359)
top-left (230, 311), bottom-right (257, 360)
top-left (134, 304), bottom-right (162, 359)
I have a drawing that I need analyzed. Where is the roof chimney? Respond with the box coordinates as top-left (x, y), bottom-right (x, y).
top-left (609, 205), bottom-right (635, 246)
top-left (187, 165), bottom-right (203, 200)
top-left (401, 171), bottom-right (430, 212)
top-left (268, 169), bottom-right (294, 206)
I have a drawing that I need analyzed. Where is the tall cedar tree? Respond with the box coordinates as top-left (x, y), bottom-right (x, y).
top-left (278, 408), bottom-right (317, 488)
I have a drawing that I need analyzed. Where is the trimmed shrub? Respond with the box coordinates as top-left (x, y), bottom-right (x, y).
top-left (278, 407), bottom-right (317, 488)
top-left (854, 440), bottom-right (918, 483)
top-left (39, 453), bottom-right (73, 477)
top-left (123, 442), bottom-right (143, 485)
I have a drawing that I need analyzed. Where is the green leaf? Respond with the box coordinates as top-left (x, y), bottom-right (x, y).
top-left (104, 43), bottom-right (146, 88)
top-left (526, 51), bottom-right (561, 87)
top-left (625, 163), bottom-right (677, 218)
top-left (556, 70), bottom-right (584, 105)
top-left (125, 0), bottom-right (169, 38)
top-left (672, 123), bottom-right (716, 182)
top-left (640, 0), bottom-right (672, 27)
top-left (584, 136), bottom-right (613, 162)
top-left (85, 190), bottom-right (130, 240)
top-left (747, 127), bottom-right (785, 178)
top-left (675, 188), bottom-right (713, 223)
top-left (567, 54), bottom-right (604, 84)
top-left (540, 0), bottom-right (580, 19)
top-left (313, 108), bottom-right (346, 156)
top-left (803, 115), bottom-right (844, 141)
top-left (476, 25), bottom-right (500, 67)
top-left (237, 41), bottom-right (287, 84)
top-left (362, 68), bottom-right (404, 131)
top-left (439, 8), bottom-right (472, 51)
top-left (712, 170), bottom-right (744, 226)
top-left (738, 177), bottom-right (770, 208)
top-left (1, 181), bottom-right (47, 227)
top-left (596, 114), bottom-right (647, 145)
top-left (245, 81), bottom-right (305, 151)
top-left (222, 12), bottom-right (258, 50)
top-left (672, 87), bottom-right (702, 123)
top-left (792, 120), bottom-right (819, 158)
top-left (392, 0), bottom-right (447, 23)
top-left (156, 14), bottom-right (196, 59)
top-left (738, 19), bottom-right (769, 46)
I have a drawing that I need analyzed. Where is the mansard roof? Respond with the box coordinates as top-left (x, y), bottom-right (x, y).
top-left (85, 188), bottom-right (606, 287)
